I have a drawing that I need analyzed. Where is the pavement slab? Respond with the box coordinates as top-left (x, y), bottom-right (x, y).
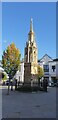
top-left (1, 86), bottom-right (56, 118)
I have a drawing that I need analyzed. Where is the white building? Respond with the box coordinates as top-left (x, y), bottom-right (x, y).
top-left (49, 59), bottom-right (58, 83)
top-left (38, 54), bottom-right (58, 84)
top-left (14, 61), bottom-right (24, 83)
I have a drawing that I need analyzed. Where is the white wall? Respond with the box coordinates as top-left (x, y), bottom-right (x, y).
top-left (14, 62), bottom-right (24, 82)
top-left (49, 61), bottom-right (56, 77)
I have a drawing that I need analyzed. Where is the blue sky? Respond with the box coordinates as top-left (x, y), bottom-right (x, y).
top-left (2, 2), bottom-right (56, 60)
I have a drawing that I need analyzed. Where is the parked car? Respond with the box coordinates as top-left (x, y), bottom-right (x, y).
top-left (54, 82), bottom-right (58, 87)
top-left (54, 83), bottom-right (57, 86)
top-left (49, 81), bottom-right (58, 87)
top-left (49, 82), bottom-right (54, 87)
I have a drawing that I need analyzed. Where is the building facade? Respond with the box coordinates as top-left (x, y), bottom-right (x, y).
top-left (49, 59), bottom-right (58, 83)
top-left (38, 54), bottom-right (58, 85)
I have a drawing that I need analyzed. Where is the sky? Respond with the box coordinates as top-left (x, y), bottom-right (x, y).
top-left (1, 2), bottom-right (56, 60)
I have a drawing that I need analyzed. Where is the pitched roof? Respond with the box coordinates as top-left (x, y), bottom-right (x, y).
top-left (38, 54), bottom-right (53, 62)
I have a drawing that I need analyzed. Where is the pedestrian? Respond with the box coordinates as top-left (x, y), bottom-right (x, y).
top-left (43, 78), bottom-right (48, 92)
top-left (31, 79), bottom-right (33, 92)
top-left (15, 79), bottom-right (17, 90)
top-left (11, 79), bottom-right (13, 91)
top-left (38, 78), bottom-right (40, 88)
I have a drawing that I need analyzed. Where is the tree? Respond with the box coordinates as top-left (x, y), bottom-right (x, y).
top-left (37, 65), bottom-right (44, 79)
top-left (2, 43), bottom-right (21, 94)
top-left (37, 65), bottom-right (44, 87)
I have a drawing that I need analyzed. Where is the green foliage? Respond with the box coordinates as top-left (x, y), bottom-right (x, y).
top-left (2, 43), bottom-right (21, 79)
top-left (37, 65), bottom-right (44, 79)
top-left (2, 72), bottom-right (8, 82)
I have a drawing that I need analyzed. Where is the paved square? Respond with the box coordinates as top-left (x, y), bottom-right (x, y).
top-left (1, 86), bottom-right (56, 118)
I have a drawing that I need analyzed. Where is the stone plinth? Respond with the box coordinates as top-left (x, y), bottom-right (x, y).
top-left (24, 63), bottom-right (38, 85)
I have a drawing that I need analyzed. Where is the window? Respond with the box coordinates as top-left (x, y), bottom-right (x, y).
top-left (52, 65), bottom-right (55, 72)
top-left (43, 65), bottom-right (49, 72)
top-left (34, 51), bottom-right (35, 54)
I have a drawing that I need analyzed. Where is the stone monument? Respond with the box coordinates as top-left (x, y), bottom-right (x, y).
top-left (24, 18), bottom-right (38, 85)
